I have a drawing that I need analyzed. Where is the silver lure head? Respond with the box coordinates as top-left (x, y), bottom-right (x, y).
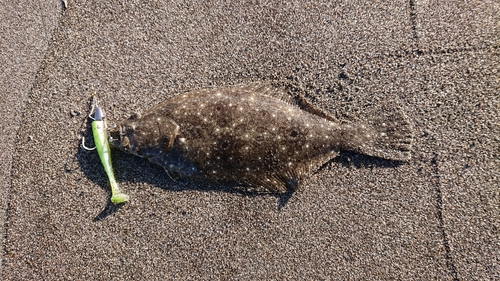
top-left (93, 106), bottom-right (104, 121)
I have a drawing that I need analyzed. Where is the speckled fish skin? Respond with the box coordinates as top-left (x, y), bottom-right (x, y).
top-left (110, 84), bottom-right (413, 193)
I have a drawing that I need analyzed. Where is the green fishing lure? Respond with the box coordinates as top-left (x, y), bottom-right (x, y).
top-left (83, 97), bottom-right (129, 204)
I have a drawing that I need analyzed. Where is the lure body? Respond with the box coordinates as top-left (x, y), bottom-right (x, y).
top-left (88, 104), bottom-right (129, 203)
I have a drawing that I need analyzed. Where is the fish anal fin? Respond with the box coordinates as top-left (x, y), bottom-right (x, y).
top-left (293, 150), bottom-right (340, 179)
top-left (239, 169), bottom-right (304, 194)
top-left (240, 177), bottom-right (288, 194)
top-left (238, 151), bottom-right (341, 193)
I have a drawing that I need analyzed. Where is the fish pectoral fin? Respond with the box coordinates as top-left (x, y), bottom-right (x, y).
top-left (148, 147), bottom-right (201, 181)
top-left (164, 168), bottom-right (181, 181)
top-left (156, 117), bottom-right (180, 152)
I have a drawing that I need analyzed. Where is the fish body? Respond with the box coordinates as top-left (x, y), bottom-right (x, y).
top-left (110, 84), bottom-right (413, 193)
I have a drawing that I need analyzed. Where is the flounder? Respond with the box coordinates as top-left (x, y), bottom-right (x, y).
top-left (110, 84), bottom-right (413, 193)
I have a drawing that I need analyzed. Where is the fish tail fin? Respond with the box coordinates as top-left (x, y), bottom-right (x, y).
top-left (356, 104), bottom-right (414, 161)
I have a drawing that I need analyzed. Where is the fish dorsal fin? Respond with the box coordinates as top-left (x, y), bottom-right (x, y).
top-left (281, 83), bottom-right (339, 123)
top-left (248, 82), bottom-right (341, 122)
top-left (294, 94), bottom-right (340, 123)
top-left (233, 82), bottom-right (340, 123)
top-left (169, 82), bottom-right (340, 124)
top-left (231, 82), bottom-right (298, 106)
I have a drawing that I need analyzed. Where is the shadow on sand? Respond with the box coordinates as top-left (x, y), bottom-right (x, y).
top-left (76, 134), bottom-right (404, 221)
